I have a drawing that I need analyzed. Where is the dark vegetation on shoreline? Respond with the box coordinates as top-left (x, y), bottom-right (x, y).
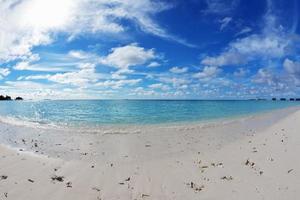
top-left (0, 95), bottom-right (23, 101)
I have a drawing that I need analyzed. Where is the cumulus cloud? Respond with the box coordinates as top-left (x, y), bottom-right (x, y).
top-left (19, 63), bottom-right (104, 87)
top-left (283, 59), bottom-right (300, 77)
top-left (169, 66), bottom-right (188, 74)
top-left (251, 58), bottom-right (300, 92)
top-left (101, 43), bottom-right (157, 69)
top-left (1, 80), bottom-right (100, 99)
top-left (147, 62), bottom-right (161, 68)
top-left (0, 68), bottom-right (10, 79)
top-left (193, 66), bottom-right (222, 80)
top-left (202, 33), bottom-right (290, 67)
top-left (252, 68), bottom-right (287, 90)
top-left (159, 77), bottom-right (190, 88)
top-left (149, 83), bottom-right (170, 91)
top-left (283, 58), bottom-right (300, 85)
top-left (201, 51), bottom-right (246, 66)
top-left (47, 63), bottom-right (103, 87)
top-left (95, 79), bottom-right (141, 89)
top-left (201, 0), bottom-right (292, 67)
top-left (0, 68), bottom-right (10, 76)
top-left (233, 68), bottom-right (250, 77)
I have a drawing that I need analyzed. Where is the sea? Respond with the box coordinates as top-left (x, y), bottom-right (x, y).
top-left (0, 100), bottom-right (299, 127)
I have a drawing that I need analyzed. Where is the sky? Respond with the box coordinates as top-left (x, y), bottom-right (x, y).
top-left (0, 0), bottom-right (300, 100)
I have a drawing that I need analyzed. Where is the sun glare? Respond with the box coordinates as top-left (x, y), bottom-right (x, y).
top-left (21, 0), bottom-right (74, 30)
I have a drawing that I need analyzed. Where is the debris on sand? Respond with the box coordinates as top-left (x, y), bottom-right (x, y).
top-left (259, 171), bottom-right (264, 175)
top-left (4, 192), bottom-right (8, 198)
top-left (66, 182), bottom-right (72, 188)
top-left (141, 194), bottom-right (150, 198)
top-left (288, 169), bottom-right (294, 174)
top-left (187, 182), bottom-right (205, 192)
top-left (245, 159), bottom-right (255, 167)
top-left (92, 187), bottom-right (101, 192)
top-left (51, 175), bottom-right (64, 182)
top-left (28, 179), bottom-right (34, 183)
top-left (0, 175), bottom-right (8, 180)
top-left (211, 162), bottom-right (223, 167)
top-left (221, 176), bottom-right (233, 181)
top-left (125, 177), bottom-right (130, 181)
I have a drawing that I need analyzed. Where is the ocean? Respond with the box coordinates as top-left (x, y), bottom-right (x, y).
top-left (0, 100), bottom-right (299, 126)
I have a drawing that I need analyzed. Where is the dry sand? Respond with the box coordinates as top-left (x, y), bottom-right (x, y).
top-left (0, 107), bottom-right (300, 200)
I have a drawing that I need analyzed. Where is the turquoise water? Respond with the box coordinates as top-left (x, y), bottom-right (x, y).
top-left (0, 100), bottom-right (299, 126)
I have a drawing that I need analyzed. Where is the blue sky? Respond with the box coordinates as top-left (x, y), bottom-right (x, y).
top-left (0, 0), bottom-right (300, 99)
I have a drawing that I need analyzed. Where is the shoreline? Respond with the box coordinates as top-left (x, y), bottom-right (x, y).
top-left (1, 106), bottom-right (300, 199)
top-left (0, 104), bottom-right (299, 131)
top-left (0, 106), bottom-right (298, 160)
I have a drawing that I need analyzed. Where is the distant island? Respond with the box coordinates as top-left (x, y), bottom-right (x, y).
top-left (0, 95), bottom-right (23, 101)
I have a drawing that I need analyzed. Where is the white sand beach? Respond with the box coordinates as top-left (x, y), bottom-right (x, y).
top-left (0, 107), bottom-right (300, 200)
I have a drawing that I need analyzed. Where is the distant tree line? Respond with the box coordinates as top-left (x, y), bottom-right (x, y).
top-left (0, 95), bottom-right (23, 101)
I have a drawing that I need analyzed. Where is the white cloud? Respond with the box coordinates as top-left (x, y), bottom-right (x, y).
top-left (111, 73), bottom-right (127, 80)
top-left (130, 87), bottom-right (157, 96)
top-left (233, 68), bottom-right (249, 77)
top-left (4, 80), bottom-right (52, 90)
top-left (101, 43), bottom-right (157, 69)
top-left (231, 34), bottom-right (288, 58)
top-left (193, 66), bottom-right (221, 80)
top-left (68, 50), bottom-right (93, 59)
top-left (0, 68), bottom-right (10, 79)
top-left (19, 63), bottom-right (105, 87)
top-left (47, 63), bottom-right (103, 87)
top-left (202, 34), bottom-right (289, 67)
top-left (1, 81), bottom-right (99, 99)
top-left (18, 74), bottom-right (51, 81)
top-left (149, 83), bottom-right (170, 91)
top-left (252, 68), bottom-right (286, 90)
top-left (202, 51), bottom-right (246, 66)
top-left (13, 61), bottom-right (73, 72)
top-left (95, 79), bottom-right (141, 89)
top-left (235, 27), bottom-right (252, 36)
top-left (203, 0), bottom-right (239, 15)
top-left (283, 58), bottom-right (300, 85)
top-left (201, 0), bottom-right (292, 67)
top-left (0, 0), bottom-right (194, 63)
top-left (147, 62), bottom-right (161, 68)
top-left (219, 17), bottom-right (232, 30)
top-left (169, 66), bottom-right (188, 74)
top-left (283, 59), bottom-right (300, 77)
top-left (159, 77), bottom-right (190, 88)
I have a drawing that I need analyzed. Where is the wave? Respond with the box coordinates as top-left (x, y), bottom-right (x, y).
top-left (0, 115), bottom-right (60, 129)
